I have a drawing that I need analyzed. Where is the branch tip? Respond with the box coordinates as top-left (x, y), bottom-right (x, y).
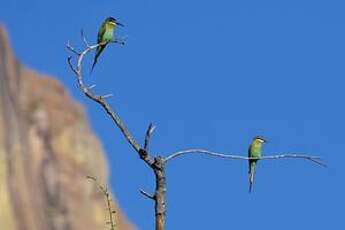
top-left (80, 29), bottom-right (90, 47)
top-left (144, 122), bottom-right (156, 152)
top-left (87, 84), bottom-right (97, 90)
top-left (101, 94), bottom-right (114, 99)
top-left (148, 123), bottom-right (156, 135)
top-left (140, 189), bottom-right (155, 200)
top-left (66, 42), bottom-right (81, 55)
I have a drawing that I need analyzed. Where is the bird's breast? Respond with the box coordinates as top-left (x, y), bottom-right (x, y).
top-left (103, 28), bottom-right (114, 41)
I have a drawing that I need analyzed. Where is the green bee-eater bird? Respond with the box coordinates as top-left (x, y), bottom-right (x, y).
top-left (91, 17), bottom-right (123, 72)
top-left (248, 136), bottom-right (267, 193)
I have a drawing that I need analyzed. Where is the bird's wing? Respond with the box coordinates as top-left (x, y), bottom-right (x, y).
top-left (248, 143), bottom-right (252, 157)
top-left (97, 22), bottom-right (107, 44)
top-left (248, 143), bottom-right (253, 172)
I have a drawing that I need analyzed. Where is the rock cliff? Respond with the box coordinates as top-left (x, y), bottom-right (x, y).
top-left (0, 25), bottom-right (134, 230)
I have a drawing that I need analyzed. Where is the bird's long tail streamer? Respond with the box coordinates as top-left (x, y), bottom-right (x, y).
top-left (91, 44), bottom-right (106, 73)
top-left (249, 161), bottom-right (256, 193)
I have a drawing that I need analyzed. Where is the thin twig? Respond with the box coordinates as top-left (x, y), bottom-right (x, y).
top-left (66, 41), bottom-right (81, 55)
top-left (87, 176), bottom-right (116, 230)
top-left (87, 84), bottom-right (97, 90)
top-left (140, 189), bottom-right (155, 200)
top-left (144, 123), bottom-right (156, 152)
top-left (164, 148), bottom-right (326, 167)
top-left (80, 29), bottom-right (90, 47)
top-left (101, 94), bottom-right (114, 99)
top-left (67, 56), bottom-right (78, 75)
top-left (110, 37), bottom-right (126, 45)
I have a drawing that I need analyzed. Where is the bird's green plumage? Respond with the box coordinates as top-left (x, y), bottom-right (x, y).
top-left (248, 137), bottom-right (265, 193)
top-left (91, 17), bottom-right (121, 72)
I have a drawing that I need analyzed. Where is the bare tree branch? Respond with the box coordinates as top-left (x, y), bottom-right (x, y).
top-left (67, 32), bottom-right (325, 230)
top-left (67, 34), bottom-right (165, 230)
top-left (164, 148), bottom-right (326, 167)
top-left (66, 40), bottom-right (149, 161)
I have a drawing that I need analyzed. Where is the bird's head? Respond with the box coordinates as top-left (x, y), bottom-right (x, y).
top-left (105, 17), bottom-right (124, 27)
top-left (253, 136), bottom-right (269, 145)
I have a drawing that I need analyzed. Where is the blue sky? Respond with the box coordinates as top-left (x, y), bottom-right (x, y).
top-left (1, 0), bottom-right (344, 229)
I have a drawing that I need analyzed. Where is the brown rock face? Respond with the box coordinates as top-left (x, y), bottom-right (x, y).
top-left (0, 25), bottom-right (134, 230)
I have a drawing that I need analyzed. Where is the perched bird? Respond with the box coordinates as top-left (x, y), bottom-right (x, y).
top-left (91, 17), bottom-right (123, 72)
top-left (248, 136), bottom-right (268, 193)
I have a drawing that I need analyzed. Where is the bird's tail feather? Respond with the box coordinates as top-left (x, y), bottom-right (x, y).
top-left (90, 59), bottom-right (98, 73)
top-left (248, 161), bottom-right (256, 193)
top-left (90, 45), bottom-right (106, 74)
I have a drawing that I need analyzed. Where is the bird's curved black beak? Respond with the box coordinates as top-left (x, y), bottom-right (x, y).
top-left (117, 22), bottom-right (124, 27)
